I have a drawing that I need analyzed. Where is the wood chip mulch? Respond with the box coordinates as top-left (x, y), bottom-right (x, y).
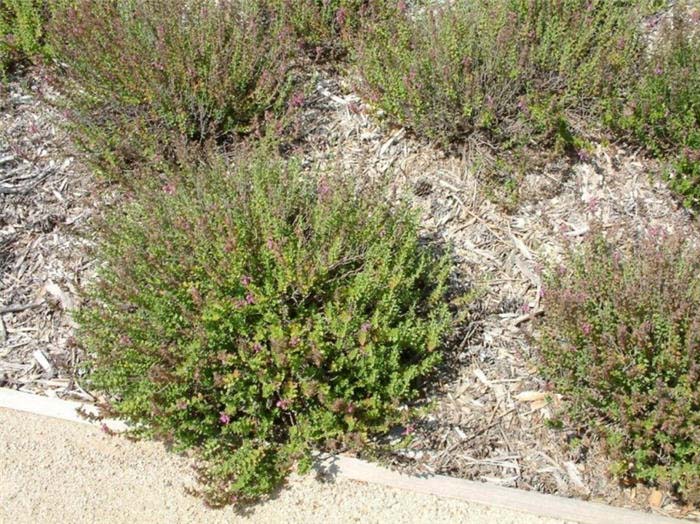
top-left (293, 73), bottom-right (700, 521)
top-left (1, 71), bottom-right (97, 402)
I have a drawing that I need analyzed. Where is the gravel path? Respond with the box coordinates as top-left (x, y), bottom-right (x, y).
top-left (0, 408), bottom-right (569, 524)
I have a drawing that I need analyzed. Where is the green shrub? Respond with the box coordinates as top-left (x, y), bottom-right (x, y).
top-left (613, 5), bottom-right (700, 209)
top-left (49, 0), bottom-right (299, 179)
top-left (355, 0), bottom-right (651, 149)
top-left (77, 151), bottom-right (454, 506)
top-left (0, 0), bottom-right (50, 75)
top-left (266, 0), bottom-right (375, 61)
top-left (538, 230), bottom-right (700, 504)
top-left (353, 1), bottom-right (700, 209)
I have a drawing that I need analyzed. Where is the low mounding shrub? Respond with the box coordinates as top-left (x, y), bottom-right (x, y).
top-left (613, 5), bottom-right (700, 209)
top-left (77, 151), bottom-right (454, 506)
top-left (538, 230), bottom-right (700, 504)
top-left (48, 0), bottom-right (298, 178)
top-left (267, 0), bottom-right (374, 60)
top-left (0, 0), bottom-right (50, 75)
top-left (355, 0), bottom-right (648, 149)
top-left (355, 1), bottom-right (700, 209)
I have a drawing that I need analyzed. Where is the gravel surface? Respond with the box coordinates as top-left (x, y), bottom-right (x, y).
top-left (0, 408), bottom-right (570, 524)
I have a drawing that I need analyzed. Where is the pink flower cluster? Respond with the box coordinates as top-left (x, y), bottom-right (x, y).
top-left (276, 399), bottom-right (291, 410)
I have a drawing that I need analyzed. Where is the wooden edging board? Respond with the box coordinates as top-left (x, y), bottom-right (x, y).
top-left (0, 387), bottom-right (686, 524)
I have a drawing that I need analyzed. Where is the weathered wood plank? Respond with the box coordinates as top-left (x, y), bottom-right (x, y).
top-left (317, 457), bottom-right (684, 524)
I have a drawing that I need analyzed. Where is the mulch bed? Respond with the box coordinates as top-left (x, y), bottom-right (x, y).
top-left (1, 70), bottom-right (97, 401)
top-left (1, 69), bottom-right (699, 521)
top-left (294, 74), bottom-right (700, 521)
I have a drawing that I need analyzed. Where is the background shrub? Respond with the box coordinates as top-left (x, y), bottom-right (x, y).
top-left (0, 0), bottom-right (50, 75)
top-left (354, 0), bottom-right (649, 149)
top-left (266, 0), bottom-right (375, 61)
top-left (354, 1), bottom-right (700, 209)
top-left (538, 230), bottom-right (700, 504)
top-left (77, 150), bottom-right (454, 506)
top-left (612, 6), bottom-right (700, 209)
top-left (49, 0), bottom-right (299, 179)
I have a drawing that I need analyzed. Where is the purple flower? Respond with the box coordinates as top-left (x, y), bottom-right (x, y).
top-left (219, 412), bottom-right (231, 425)
top-left (401, 424), bottom-right (415, 436)
top-left (581, 323), bottom-right (592, 336)
top-left (240, 275), bottom-right (252, 287)
top-left (318, 180), bottom-right (330, 198)
top-left (587, 197), bottom-right (599, 212)
top-left (252, 342), bottom-right (263, 353)
top-left (276, 399), bottom-right (291, 410)
top-left (162, 182), bottom-right (176, 195)
top-left (245, 292), bottom-right (255, 305)
top-left (290, 91), bottom-right (305, 108)
top-left (648, 225), bottom-right (663, 239)
top-left (335, 7), bottom-right (347, 26)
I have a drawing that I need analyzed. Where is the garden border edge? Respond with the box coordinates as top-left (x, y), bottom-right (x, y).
top-left (0, 387), bottom-right (685, 524)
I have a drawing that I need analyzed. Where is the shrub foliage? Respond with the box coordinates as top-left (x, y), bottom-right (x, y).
top-left (613, 6), bottom-right (700, 209)
top-left (0, 0), bottom-right (49, 74)
top-left (77, 152), bottom-right (453, 506)
top-left (355, 1), bottom-right (647, 148)
top-left (355, 1), bottom-right (700, 207)
top-left (267, 0), bottom-right (374, 60)
top-left (48, 0), bottom-right (299, 177)
top-left (538, 231), bottom-right (700, 504)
